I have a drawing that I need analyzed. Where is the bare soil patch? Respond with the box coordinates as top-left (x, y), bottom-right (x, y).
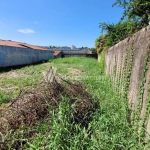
top-left (68, 68), bottom-right (84, 77)
top-left (0, 71), bottom-right (27, 79)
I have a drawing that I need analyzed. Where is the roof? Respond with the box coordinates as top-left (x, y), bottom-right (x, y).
top-left (53, 50), bottom-right (61, 56)
top-left (0, 40), bottom-right (49, 51)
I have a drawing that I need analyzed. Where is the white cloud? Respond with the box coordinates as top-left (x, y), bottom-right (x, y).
top-left (18, 28), bottom-right (35, 34)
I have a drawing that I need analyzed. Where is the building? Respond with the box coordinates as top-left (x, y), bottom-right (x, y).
top-left (0, 40), bottom-right (54, 67)
top-left (71, 45), bottom-right (76, 49)
top-left (53, 50), bottom-right (62, 58)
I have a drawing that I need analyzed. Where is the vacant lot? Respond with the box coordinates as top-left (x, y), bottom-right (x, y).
top-left (0, 57), bottom-right (149, 149)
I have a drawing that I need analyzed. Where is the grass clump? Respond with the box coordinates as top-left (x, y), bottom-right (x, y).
top-left (0, 57), bottom-right (149, 149)
top-left (0, 77), bottom-right (97, 149)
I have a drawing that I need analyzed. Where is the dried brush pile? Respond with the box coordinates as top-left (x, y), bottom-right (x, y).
top-left (0, 77), bottom-right (98, 148)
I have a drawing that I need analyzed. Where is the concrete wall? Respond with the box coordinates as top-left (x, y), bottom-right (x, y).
top-left (105, 25), bottom-right (150, 134)
top-left (0, 46), bottom-right (54, 67)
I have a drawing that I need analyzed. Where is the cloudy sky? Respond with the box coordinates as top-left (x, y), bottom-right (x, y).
top-left (0, 0), bottom-right (123, 48)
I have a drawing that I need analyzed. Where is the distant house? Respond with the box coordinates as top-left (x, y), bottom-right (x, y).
top-left (53, 50), bottom-right (62, 58)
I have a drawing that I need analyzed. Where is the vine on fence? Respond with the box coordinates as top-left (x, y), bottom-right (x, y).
top-left (137, 47), bottom-right (150, 139)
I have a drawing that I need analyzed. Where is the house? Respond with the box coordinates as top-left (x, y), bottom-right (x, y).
top-left (0, 40), bottom-right (54, 67)
top-left (53, 50), bottom-right (62, 58)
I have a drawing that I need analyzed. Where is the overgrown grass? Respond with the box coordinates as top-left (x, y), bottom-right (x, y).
top-left (0, 63), bottom-right (53, 104)
top-left (0, 57), bottom-right (149, 149)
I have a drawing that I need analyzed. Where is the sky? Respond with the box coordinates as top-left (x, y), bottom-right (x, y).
top-left (0, 0), bottom-right (123, 48)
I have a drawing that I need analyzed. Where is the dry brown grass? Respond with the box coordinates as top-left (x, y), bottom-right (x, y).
top-left (0, 77), bottom-right (97, 149)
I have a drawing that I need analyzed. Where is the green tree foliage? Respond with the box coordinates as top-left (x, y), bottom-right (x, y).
top-left (99, 22), bottom-right (130, 45)
top-left (95, 34), bottom-right (108, 54)
top-left (95, 0), bottom-right (150, 54)
top-left (49, 45), bottom-right (57, 48)
top-left (95, 21), bottom-right (131, 53)
top-left (89, 48), bottom-right (97, 54)
top-left (113, 0), bottom-right (150, 28)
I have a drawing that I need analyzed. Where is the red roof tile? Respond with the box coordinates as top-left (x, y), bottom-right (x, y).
top-left (0, 40), bottom-right (24, 48)
top-left (0, 40), bottom-right (49, 50)
top-left (19, 43), bottom-right (49, 50)
top-left (54, 50), bottom-right (61, 56)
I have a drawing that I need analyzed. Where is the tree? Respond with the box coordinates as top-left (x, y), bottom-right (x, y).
top-left (95, 0), bottom-right (150, 54)
top-left (113, 0), bottom-right (150, 29)
top-left (89, 48), bottom-right (97, 54)
top-left (95, 34), bottom-right (108, 54)
top-left (96, 21), bottom-right (131, 48)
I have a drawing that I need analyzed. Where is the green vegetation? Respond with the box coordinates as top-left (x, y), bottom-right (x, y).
top-left (95, 0), bottom-right (150, 53)
top-left (136, 48), bottom-right (150, 138)
top-left (89, 48), bottom-right (97, 54)
top-left (99, 51), bottom-right (105, 75)
top-left (0, 57), bottom-right (149, 149)
top-left (0, 63), bottom-right (51, 105)
top-left (113, 0), bottom-right (150, 28)
top-left (0, 2), bottom-right (149, 149)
